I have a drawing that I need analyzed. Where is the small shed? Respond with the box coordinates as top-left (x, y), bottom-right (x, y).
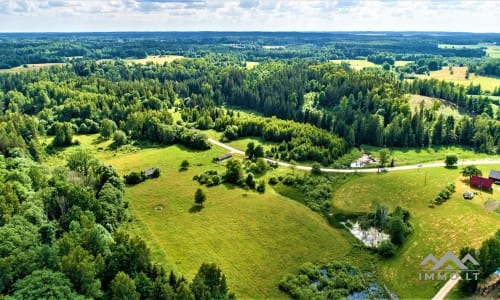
top-left (145, 167), bottom-right (160, 178)
top-left (470, 175), bottom-right (493, 190)
top-left (488, 170), bottom-right (500, 182)
top-left (214, 153), bottom-right (232, 162)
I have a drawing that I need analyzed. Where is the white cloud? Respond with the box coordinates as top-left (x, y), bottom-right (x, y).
top-left (0, 0), bottom-right (497, 32)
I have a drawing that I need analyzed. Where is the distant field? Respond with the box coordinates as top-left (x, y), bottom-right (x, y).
top-left (394, 60), bottom-right (412, 67)
top-left (330, 59), bottom-right (412, 69)
top-left (55, 135), bottom-right (352, 298)
top-left (417, 66), bottom-right (500, 92)
top-left (438, 43), bottom-right (500, 58)
top-left (126, 55), bottom-right (185, 64)
top-left (333, 165), bottom-right (500, 298)
top-left (245, 61), bottom-right (259, 69)
top-left (408, 94), bottom-right (469, 118)
top-left (0, 62), bottom-right (66, 73)
top-left (330, 59), bottom-right (377, 69)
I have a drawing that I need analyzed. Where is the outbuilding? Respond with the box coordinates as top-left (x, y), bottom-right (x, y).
top-left (488, 170), bottom-right (500, 182)
top-left (214, 153), bottom-right (233, 162)
top-left (470, 175), bottom-right (493, 190)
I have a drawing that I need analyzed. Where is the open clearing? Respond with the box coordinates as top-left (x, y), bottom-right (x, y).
top-left (245, 61), bottom-right (259, 69)
top-left (330, 59), bottom-right (412, 69)
top-left (417, 66), bottom-right (500, 92)
top-left (330, 59), bottom-right (377, 69)
top-left (333, 165), bottom-right (500, 298)
top-left (408, 94), bottom-right (469, 118)
top-left (0, 62), bottom-right (66, 73)
top-left (64, 134), bottom-right (352, 298)
top-left (126, 55), bottom-right (186, 64)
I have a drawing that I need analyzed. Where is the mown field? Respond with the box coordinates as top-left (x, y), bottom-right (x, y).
top-left (63, 134), bottom-right (352, 298)
top-left (0, 62), bottom-right (66, 73)
top-left (125, 55), bottom-right (186, 64)
top-left (46, 133), bottom-right (500, 298)
top-left (417, 66), bottom-right (500, 93)
top-left (330, 59), bottom-right (411, 69)
top-left (333, 165), bottom-right (500, 298)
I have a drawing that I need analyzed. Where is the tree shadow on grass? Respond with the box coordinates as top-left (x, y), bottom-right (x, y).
top-left (189, 205), bottom-right (203, 213)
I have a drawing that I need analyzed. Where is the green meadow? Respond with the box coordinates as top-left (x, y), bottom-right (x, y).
top-left (46, 134), bottom-right (500, 298)
top-left (333, 166), bottom-right (500, 298)
top-left (65, 135), bottom-right (352, 298)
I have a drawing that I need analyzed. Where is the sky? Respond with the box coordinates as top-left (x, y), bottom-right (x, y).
top-left (0, 0), bottom-right (498, 32)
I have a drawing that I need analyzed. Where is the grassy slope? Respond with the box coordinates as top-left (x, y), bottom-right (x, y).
top-left (361, 144), bottom-right (493, 166)
top-left (333, 166), bottom-right (500, 298)
top-left (417, 66), bottom-right (500, 92)
top-left (94, 141), bottom-right (351, 298)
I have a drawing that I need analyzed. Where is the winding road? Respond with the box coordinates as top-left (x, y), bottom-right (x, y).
top-left (208, 138), bottom-right (500, 173)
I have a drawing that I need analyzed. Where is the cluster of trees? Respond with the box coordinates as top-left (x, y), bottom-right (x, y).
top-left (430, 183), bottom-right (456, 206)
top-left (124, 168), bottom-right (160, 185)
top-left (194, 159), bottom-right (266, 193)
top-left (279, 261), bottom-right (382, 299)
top-left (358, 204), bottom-right (413, 256)
top-left (0, 117), bottom-right (234, 299)
top-left (468, 59), bottom-right (500, 77)
top-left (459, 230), bottom-right (500, 295)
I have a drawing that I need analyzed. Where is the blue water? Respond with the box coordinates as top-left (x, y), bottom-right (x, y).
top-left (347, 283), bottom-right (387, 300)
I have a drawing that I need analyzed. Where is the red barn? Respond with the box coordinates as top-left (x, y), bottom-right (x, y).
top-left (470, 176), bottom-right (493, 190)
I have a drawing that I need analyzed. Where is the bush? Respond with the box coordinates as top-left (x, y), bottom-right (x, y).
top-left (179, 159), bottom-right (190, 171)
top-left (268, 177), bottom-right (278, 185)
top-left (124, 171), bottom-right (146, 184)
top-left (256, 180), bottom-right (266, 193)
top-left (378, 240), bottom-right (397, 257)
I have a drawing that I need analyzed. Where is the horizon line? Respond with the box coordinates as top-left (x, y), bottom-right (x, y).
top-left (1, 30), bottom-right (499, 34)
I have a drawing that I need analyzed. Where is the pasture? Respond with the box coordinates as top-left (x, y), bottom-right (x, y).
top-left (361, 143), bottom-right (494, 166)
top-left (417, 66), bottom-right (500, 92)
top-left (63, 135), bottom-right (353, 298)
top-left (330, 59), bottom-right (412, 69)
top-left (333, 165), bottom-right (500, 298)
top-left (0, 62), bottom-right (66, 73)
top-left (126, 55), bottom-right (186, 64)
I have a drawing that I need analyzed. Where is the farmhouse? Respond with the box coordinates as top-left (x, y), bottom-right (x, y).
top-left (470, 175), bottom-right (493, 190)
top-left (488, 170), bottom-right (500, 182)
top-left (214, 153), bottom-right (232, 162)
top-left (144, 167), bottom-right (159, 178)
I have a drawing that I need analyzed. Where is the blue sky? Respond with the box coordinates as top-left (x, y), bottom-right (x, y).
top-left (0, 0), bottom-right (498, 32)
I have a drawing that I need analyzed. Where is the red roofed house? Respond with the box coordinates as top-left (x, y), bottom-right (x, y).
top-left (470, 175), bottom-right (493, 190)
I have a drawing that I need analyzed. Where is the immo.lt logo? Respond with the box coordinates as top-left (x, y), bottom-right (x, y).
top-left (419, 251), bottom-right (480, 281)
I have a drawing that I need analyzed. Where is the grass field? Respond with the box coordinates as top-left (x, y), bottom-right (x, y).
top-left (395, 60), bottom-right (412, 67)
top-left (417, 66), bottom-right (500, 93)
top-left (408, 94), bottom-right (469, 118)
top-left (330, 59), bottom-right (412, 69)
top-left (333, 165), bottom-right (500, 298)
top-left (0, 63), bottom-right (66, 73)
top-left (361, 143), bottom-right (494, 166)
top-left (126, 55), bottom-right (186, 64)
top-left (59, 135), bottom-right (352, 298)
top-left (330, 59), bottom-right (377, 69)
top-left (245, 61), bottom-right (259, 69)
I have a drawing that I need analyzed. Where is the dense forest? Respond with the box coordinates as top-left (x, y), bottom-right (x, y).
top-left (1, 32), bottom-right (497, 69)
top-left (1, 56), bottom-right (498, 165)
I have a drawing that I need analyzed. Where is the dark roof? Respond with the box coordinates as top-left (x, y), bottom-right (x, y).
top-left (216, 153), bottom-right (232, 161)
top-left (488, 170), bottom-right (500, 180)
top-left (145, 167), bottom-right (158, 176)
top-left (470, 176), bottom-right (493, 189)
